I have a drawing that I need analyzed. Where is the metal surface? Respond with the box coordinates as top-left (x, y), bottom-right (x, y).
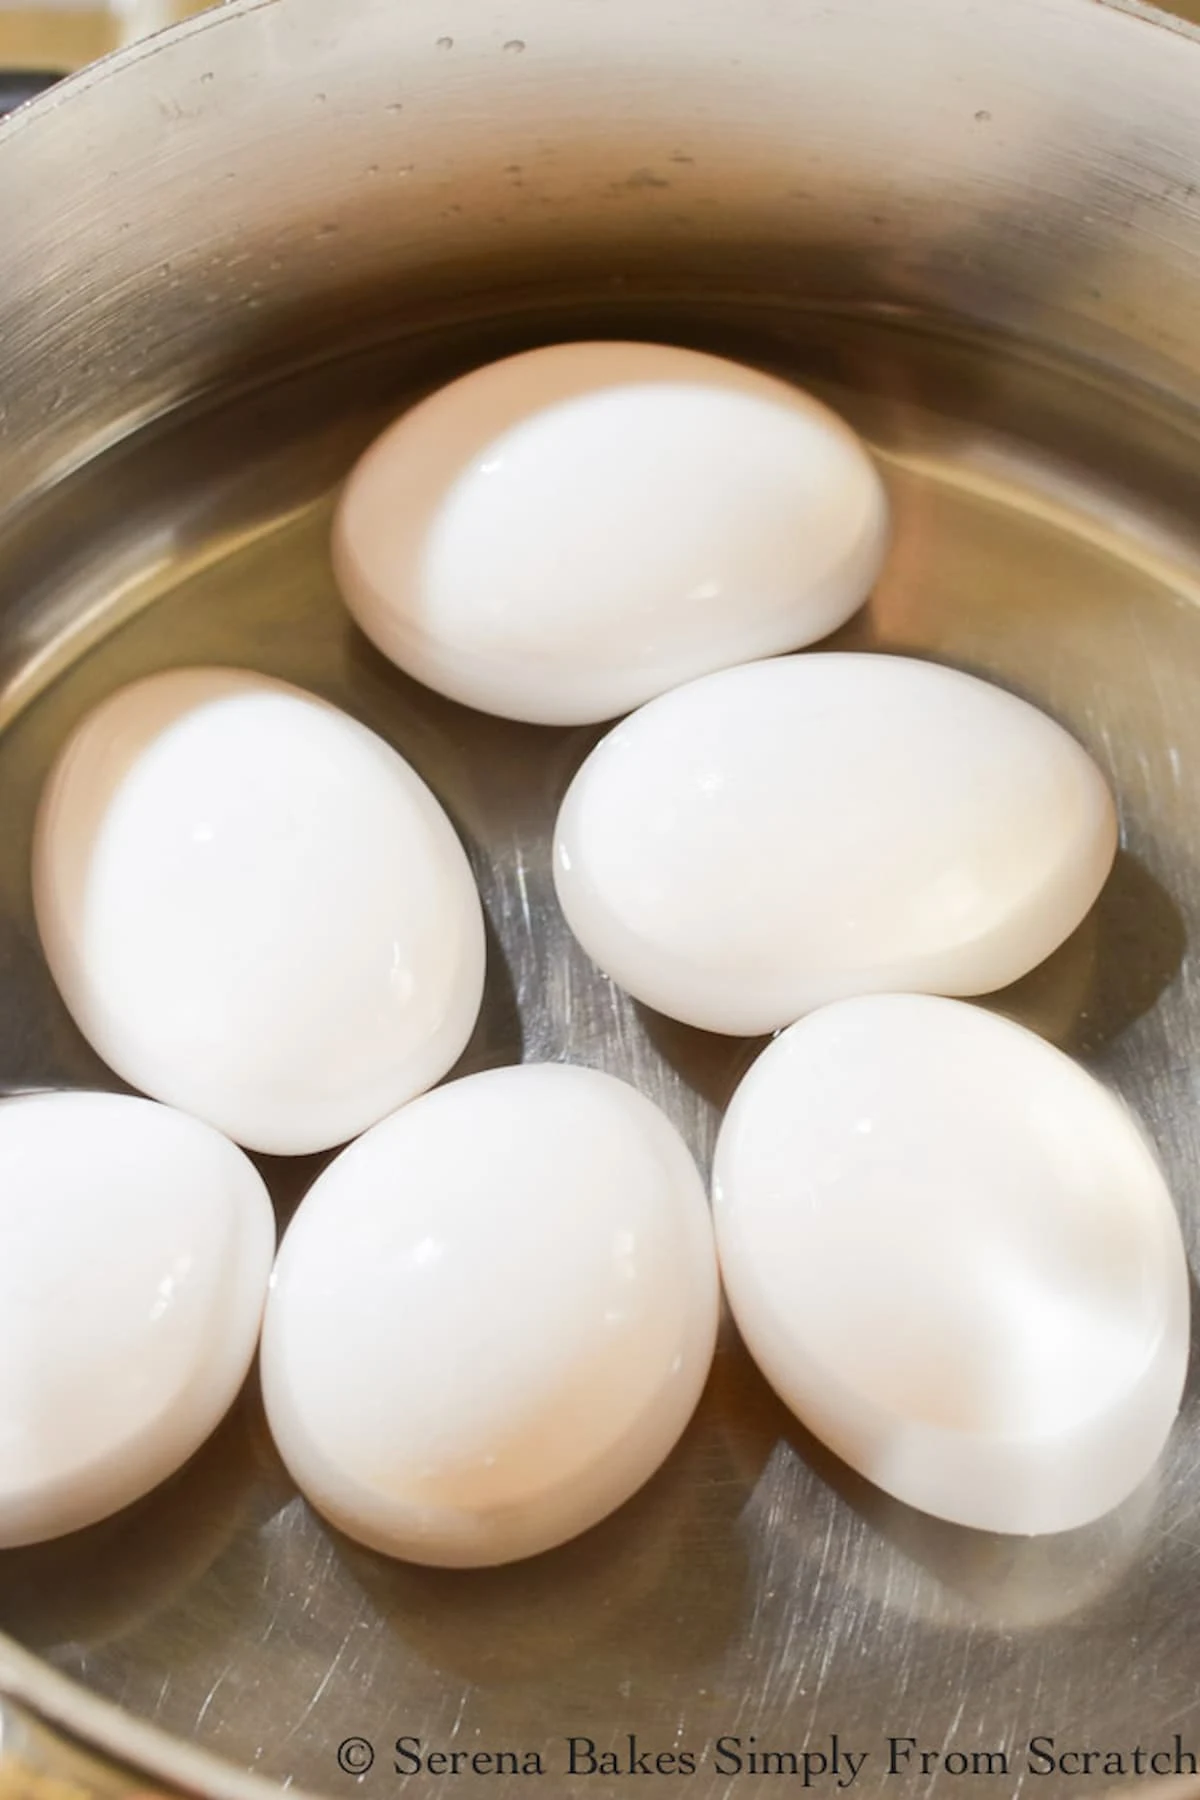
top-left (3, 1), bottom-right (1200, 1797)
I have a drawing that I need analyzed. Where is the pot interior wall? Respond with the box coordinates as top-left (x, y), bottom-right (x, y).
top-left (3, 0), bottom-right (1200, 512)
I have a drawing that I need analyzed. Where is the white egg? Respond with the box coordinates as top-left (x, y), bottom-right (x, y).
top-left (554, 653), bottom-right (1117, 1035)
top-left (0, 1091), bottom-right (274, 1548)
top-left (33, 668), bottom-right (486, 1156)
top-left (713, 994), bottom-right (1189, 1535)
top-left (331, 340), bottom-right (888, 725)
top-left (260, 1063), bottom-right (719, 1566)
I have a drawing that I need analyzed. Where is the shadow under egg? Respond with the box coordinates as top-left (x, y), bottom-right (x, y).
top-left (634, 1003), bottom-right (770, 1116)
top-left (0, 1379), bottom-right (276, 1657)
top-left (982, 848), bottom-right (1185, 1059)
top-left (325, 1356), bottom-right (760, 1692)
top-left (712, 1329), bottom-right (1162, 1636)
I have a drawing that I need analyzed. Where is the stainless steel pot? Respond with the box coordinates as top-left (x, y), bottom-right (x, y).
top-left (3, 2), bottom-right (1200, 1796)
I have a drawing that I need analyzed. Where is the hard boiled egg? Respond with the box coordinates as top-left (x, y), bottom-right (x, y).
top-left (332, 341), bottom-right (888, 724)
top-left (554, 653), bottom-right (1117, 1035)
top-left (260, 1063), bottom-right (719, 1566)
top-left (0, 1091), bottom-right (273, 1548)
top-left (33, 667), bottom-right (485, 1156)
top-left (713, 994), bottom-right (1189, 1535)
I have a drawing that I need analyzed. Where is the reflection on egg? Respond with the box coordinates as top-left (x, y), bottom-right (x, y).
top-left (260, 1063), bottom-right (719, 1566)
top-left (713, 994), bottom-right (1189, 1535)
top-left (554, 653), bottom-right (1118, 1035)
top-left (332, 341), bottom-right (888, 725)
top-left (0, 1091), bottom-right (273, 1548)
top-left (33, 667), bottom-right (486, 1156)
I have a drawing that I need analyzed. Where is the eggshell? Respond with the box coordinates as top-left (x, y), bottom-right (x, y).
top-left (712, 994), bottom-right (1189, 1535)
top-left (0, 1091), bottom-right (274, 1548)
top-left (33, 667), bottom-right (485, 1155)
top-left (260, 1063), bottom-right (719, 1566)
top-left (332, 340), bottom-right (888, 724)
top-left (554, 653), bottom-right (1118, 1034)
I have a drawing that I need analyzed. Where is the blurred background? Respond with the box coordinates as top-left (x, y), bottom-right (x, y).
top-left (1, 0), bottom-right (215, 69)
top-left (1, 0), bottom-right (1199, 73)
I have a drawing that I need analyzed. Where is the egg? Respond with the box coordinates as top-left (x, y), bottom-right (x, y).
top-left (331, 340), bottom-right (888, 725)
top-left (260, 1063), bottom-right (719, 1566)
top-left (33, 667), bottom-right (486, 1156)
top-left (713, 993), bottom-right (1189, 1535)
top-left (554, 653), bottom-right (1117, 1035)
top-left (0, 1091), bottom-right (274, 1548)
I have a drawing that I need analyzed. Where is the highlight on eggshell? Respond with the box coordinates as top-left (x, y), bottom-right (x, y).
top-left (0, 1090), bottom-right (274, 1549)
top-left (32, 666), bottom-right (486, 1156)
top-left (712, 992), bottom-right (1189, 1536)
top-left (332, 339), bottom-right (889, 725)
top-left (553, 652), bottom-right (1119, 1035)
top-left (260, 1062), bottom-right (720, 1567)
